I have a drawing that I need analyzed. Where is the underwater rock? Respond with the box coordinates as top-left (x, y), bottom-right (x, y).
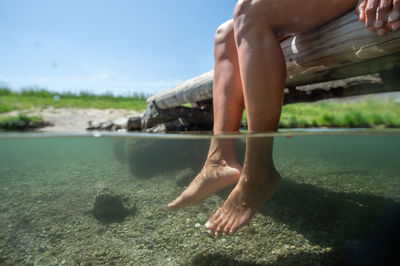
top-left (124, 138), bottom-right (208, 179)
top-left (92, 183), bottom-right (135, 223)
top-left (196, 213), bottom-right (207, 224)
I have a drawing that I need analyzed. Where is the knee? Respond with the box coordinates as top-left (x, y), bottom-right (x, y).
top-left (233, 0), bottom-right (254, 21)
top-left (214, 20), bottom-right (235, 60)
top-left (233, 0), bottom-right (277, 39)
top-left (214, 19), bottom-right (234, 46)
top-left (233, 0), bottom-right (260, 29)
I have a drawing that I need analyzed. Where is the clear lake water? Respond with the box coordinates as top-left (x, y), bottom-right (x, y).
top-left (0, 131), bottom-right (399, 265)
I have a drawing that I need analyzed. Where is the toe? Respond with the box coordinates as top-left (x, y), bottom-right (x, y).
top-left (229, 222), bottom-right (239, 235)
top-left (205, 208), bottom-right (221, 229)
top-left (209, 208), bottom-right (221, 223)
top-left (215, 218), bottom-right (229, 236)
top-left (167, 197), bottom-right (180, 209)
top-left (209, 215), bottom-right (223, 232)
top-left (167, 194), bottom-right (185, 209)
top-left (168, 189), bottom-right (198, 209)
top-left (223, 217), bottom-right (235, 235)
top-left (229, 216), bottom-right (250, 235)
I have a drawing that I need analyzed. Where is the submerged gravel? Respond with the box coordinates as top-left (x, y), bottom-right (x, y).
top-left (0, 135), bottom-right (398, 265)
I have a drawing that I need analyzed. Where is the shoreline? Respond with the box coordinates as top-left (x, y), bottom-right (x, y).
top-left (0, 107), bottom-right (141, 133)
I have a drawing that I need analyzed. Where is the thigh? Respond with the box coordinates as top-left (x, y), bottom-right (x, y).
top-left (243, 0), bottom-right (358, 35)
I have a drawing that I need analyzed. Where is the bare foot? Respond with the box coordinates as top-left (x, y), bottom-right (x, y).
top-left (205, 168), bottom-right (280, 235)
top-left (168, 159), bottom-right (241, 209)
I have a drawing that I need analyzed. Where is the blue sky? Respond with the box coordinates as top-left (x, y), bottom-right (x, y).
top-left (0, 0), bottom-right (236, 96)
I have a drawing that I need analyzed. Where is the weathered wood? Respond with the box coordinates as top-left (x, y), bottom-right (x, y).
top-left (148, 11), bottom-right (400, 109)
top-left (147, 71), bottom-right (214, 109)
top-left (284, 70), bottom-right (400, 104)
top-left (285, 52), bottom-right (400, 88)
top-left (283, 13), bottom-right (400, 87)
top-left (140, 101), bottom-right (213, 131)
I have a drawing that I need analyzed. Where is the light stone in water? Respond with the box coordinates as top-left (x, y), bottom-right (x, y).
top-left (196, 213), bottom-right (207, 223)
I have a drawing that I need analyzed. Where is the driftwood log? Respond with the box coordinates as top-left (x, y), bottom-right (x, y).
top-left (132, 11), bottom-right (400, 132)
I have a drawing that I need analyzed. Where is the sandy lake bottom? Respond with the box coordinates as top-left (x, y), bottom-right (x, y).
top-left (0, 133), bottom-right (399, 265)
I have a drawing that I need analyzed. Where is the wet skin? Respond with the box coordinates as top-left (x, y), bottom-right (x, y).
top-left (205, 137), bottom-right (281, 236)
top-left (168, 0), bottom-right (399, 235)
top-left (168, 138), bottom-right (241, 209)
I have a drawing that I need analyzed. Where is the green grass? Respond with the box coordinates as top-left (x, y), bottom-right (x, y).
top-left (241, 98), bottom-right (400, 128)
top-left (2, 88), bottom-right (400, 128)
top-left (0, 88), bottom-right (148, 113)
top-left (0, 114), bottom-right (46, 130)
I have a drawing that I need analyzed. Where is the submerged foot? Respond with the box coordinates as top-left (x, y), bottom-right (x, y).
top-left (205, 169), bottom-right (281, 235)
top-left (168, 160), bottom-right (241, 210)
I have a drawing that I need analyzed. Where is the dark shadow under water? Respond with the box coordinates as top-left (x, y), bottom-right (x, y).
top-left (114, 138), bottom-right (209, 179)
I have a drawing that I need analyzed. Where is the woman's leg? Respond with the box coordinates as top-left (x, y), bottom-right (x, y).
top-left (206, 0), bottom-right (358, 235)
top-left (168, 20), bottom-right (244, 209)
top-left (212, 20), bottom-right (245, 135)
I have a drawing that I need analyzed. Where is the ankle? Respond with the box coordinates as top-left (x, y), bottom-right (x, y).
top-left (205, 157), bottom-right (228, 168)
top-left (241, 166), bottom-right (280, 186)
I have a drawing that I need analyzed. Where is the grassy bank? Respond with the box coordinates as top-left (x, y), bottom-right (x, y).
top-left (0, 88), bottom-right (147, 112)
top-left (2, 88), bottom-right (400, 128)
top-left (279, 99), bottom-right (400, 128)
top-left (240, 98), bottom-right (400, 128)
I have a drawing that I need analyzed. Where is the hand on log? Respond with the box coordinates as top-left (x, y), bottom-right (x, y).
top-left (356, 0), bottom-right (400, 34)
